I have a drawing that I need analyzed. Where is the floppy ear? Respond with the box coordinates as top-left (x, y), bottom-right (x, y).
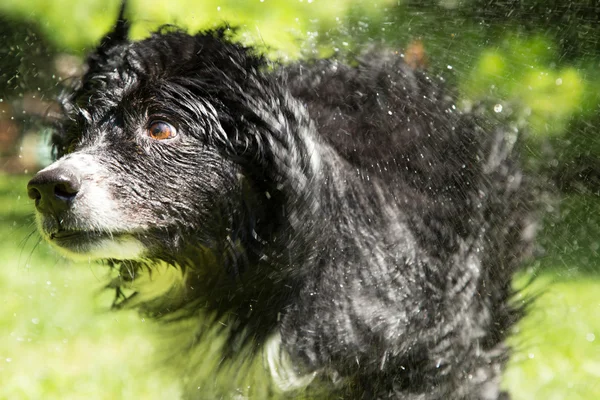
top-left (87, 1), bottom-right (130, 73)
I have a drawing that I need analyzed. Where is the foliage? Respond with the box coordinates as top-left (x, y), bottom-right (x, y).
top-left (0, 0), bottom-right (389, 57)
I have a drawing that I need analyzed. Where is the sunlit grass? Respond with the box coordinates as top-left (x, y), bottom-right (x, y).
top-left (504, 277), bottom-right (600, 400)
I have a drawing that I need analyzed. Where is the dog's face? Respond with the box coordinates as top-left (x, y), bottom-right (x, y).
top-left (28, 26), bottom-right (268, 263)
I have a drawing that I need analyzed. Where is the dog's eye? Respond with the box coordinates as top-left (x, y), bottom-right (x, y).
top-left (147, 121), bottom-right (177, 140)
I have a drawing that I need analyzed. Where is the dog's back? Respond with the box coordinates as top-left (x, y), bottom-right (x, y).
top-left (277, 54), bottom-right (535, 398)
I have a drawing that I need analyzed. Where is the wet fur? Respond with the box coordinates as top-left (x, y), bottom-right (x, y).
top-left (42, 14), bottom-right (536, 400)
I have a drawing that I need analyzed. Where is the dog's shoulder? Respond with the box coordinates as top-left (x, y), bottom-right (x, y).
top-left (277, 49), bottom-right (535, 264)
top-left (277, 51), bottom-right (469, 183)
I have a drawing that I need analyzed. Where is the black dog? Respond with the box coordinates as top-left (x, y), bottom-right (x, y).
top-left (27, 7), bottom-right (535, 400)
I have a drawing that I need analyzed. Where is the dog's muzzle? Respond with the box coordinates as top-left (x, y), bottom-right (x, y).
top-left (26, 154), bottom-right (148, 260)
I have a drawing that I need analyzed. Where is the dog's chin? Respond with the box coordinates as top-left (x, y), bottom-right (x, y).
top-left (44, 230), bottom-right (147, 261)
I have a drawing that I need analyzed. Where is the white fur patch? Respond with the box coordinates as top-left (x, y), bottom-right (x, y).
top-left (36, 152), bottom-right (154, 260)
top-left (264, 333), bottom-right (318, 392)
top-left (40, 152), bottom-right (148, 232)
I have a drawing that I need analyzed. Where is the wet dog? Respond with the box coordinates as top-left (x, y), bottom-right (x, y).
top-left (28, 8), bottom-right (535, 400)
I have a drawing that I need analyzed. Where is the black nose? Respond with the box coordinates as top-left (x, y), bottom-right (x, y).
top-left (27, 167), bottom-right (81, 214)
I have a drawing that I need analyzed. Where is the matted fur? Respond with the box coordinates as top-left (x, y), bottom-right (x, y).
top-left (28, 7), bottom-right (536, 400)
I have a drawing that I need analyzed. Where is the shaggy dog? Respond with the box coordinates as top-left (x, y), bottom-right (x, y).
top-left (27, 8), bottom-right (535, 400)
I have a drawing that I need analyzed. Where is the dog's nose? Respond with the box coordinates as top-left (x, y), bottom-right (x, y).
top-left (27, 167), bottom-right (81, 214)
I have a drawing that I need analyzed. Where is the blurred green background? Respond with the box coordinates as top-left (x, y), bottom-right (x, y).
top-left (0, 0), bottom-right (599, 399)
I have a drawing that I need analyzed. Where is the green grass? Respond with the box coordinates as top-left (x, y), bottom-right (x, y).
top-left (1, 173), bottom-right (599, 399)
top-left (505, 277), bottom-right (600, 399)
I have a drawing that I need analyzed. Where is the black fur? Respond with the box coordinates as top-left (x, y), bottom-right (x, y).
top-left (29, 15), bottom-right (535, 400)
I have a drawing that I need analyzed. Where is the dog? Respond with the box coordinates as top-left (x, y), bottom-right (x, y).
top-left (27, 6), bottom-right (536, 400)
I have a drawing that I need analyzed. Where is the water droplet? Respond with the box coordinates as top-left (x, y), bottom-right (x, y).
top-left (586, 333), bottom-right (595, 342)
top-left (494, 104), bottom-right (503, 113)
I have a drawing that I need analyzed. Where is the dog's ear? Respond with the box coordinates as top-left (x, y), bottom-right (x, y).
top-left (100, 1), bottom-right (130, 52)
top-left (87, 1), bottom-right (130, 73)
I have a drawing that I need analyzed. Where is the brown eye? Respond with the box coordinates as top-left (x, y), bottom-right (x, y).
top-left (147, 121), bottom-right (177, 140)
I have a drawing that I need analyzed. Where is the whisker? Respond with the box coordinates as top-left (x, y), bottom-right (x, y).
top-left (24, 236), bottom-right (44, 267)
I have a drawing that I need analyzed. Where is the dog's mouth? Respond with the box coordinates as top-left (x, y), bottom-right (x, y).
top-left (49, 229), bottom-right (110, 244)
top-left (50, 230), bottom-right (85, 240)
top-left (44, 229), bottom-right (147, 260)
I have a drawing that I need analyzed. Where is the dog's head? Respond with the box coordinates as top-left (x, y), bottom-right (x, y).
top-left (27, 12), bottom-right (320, 268)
